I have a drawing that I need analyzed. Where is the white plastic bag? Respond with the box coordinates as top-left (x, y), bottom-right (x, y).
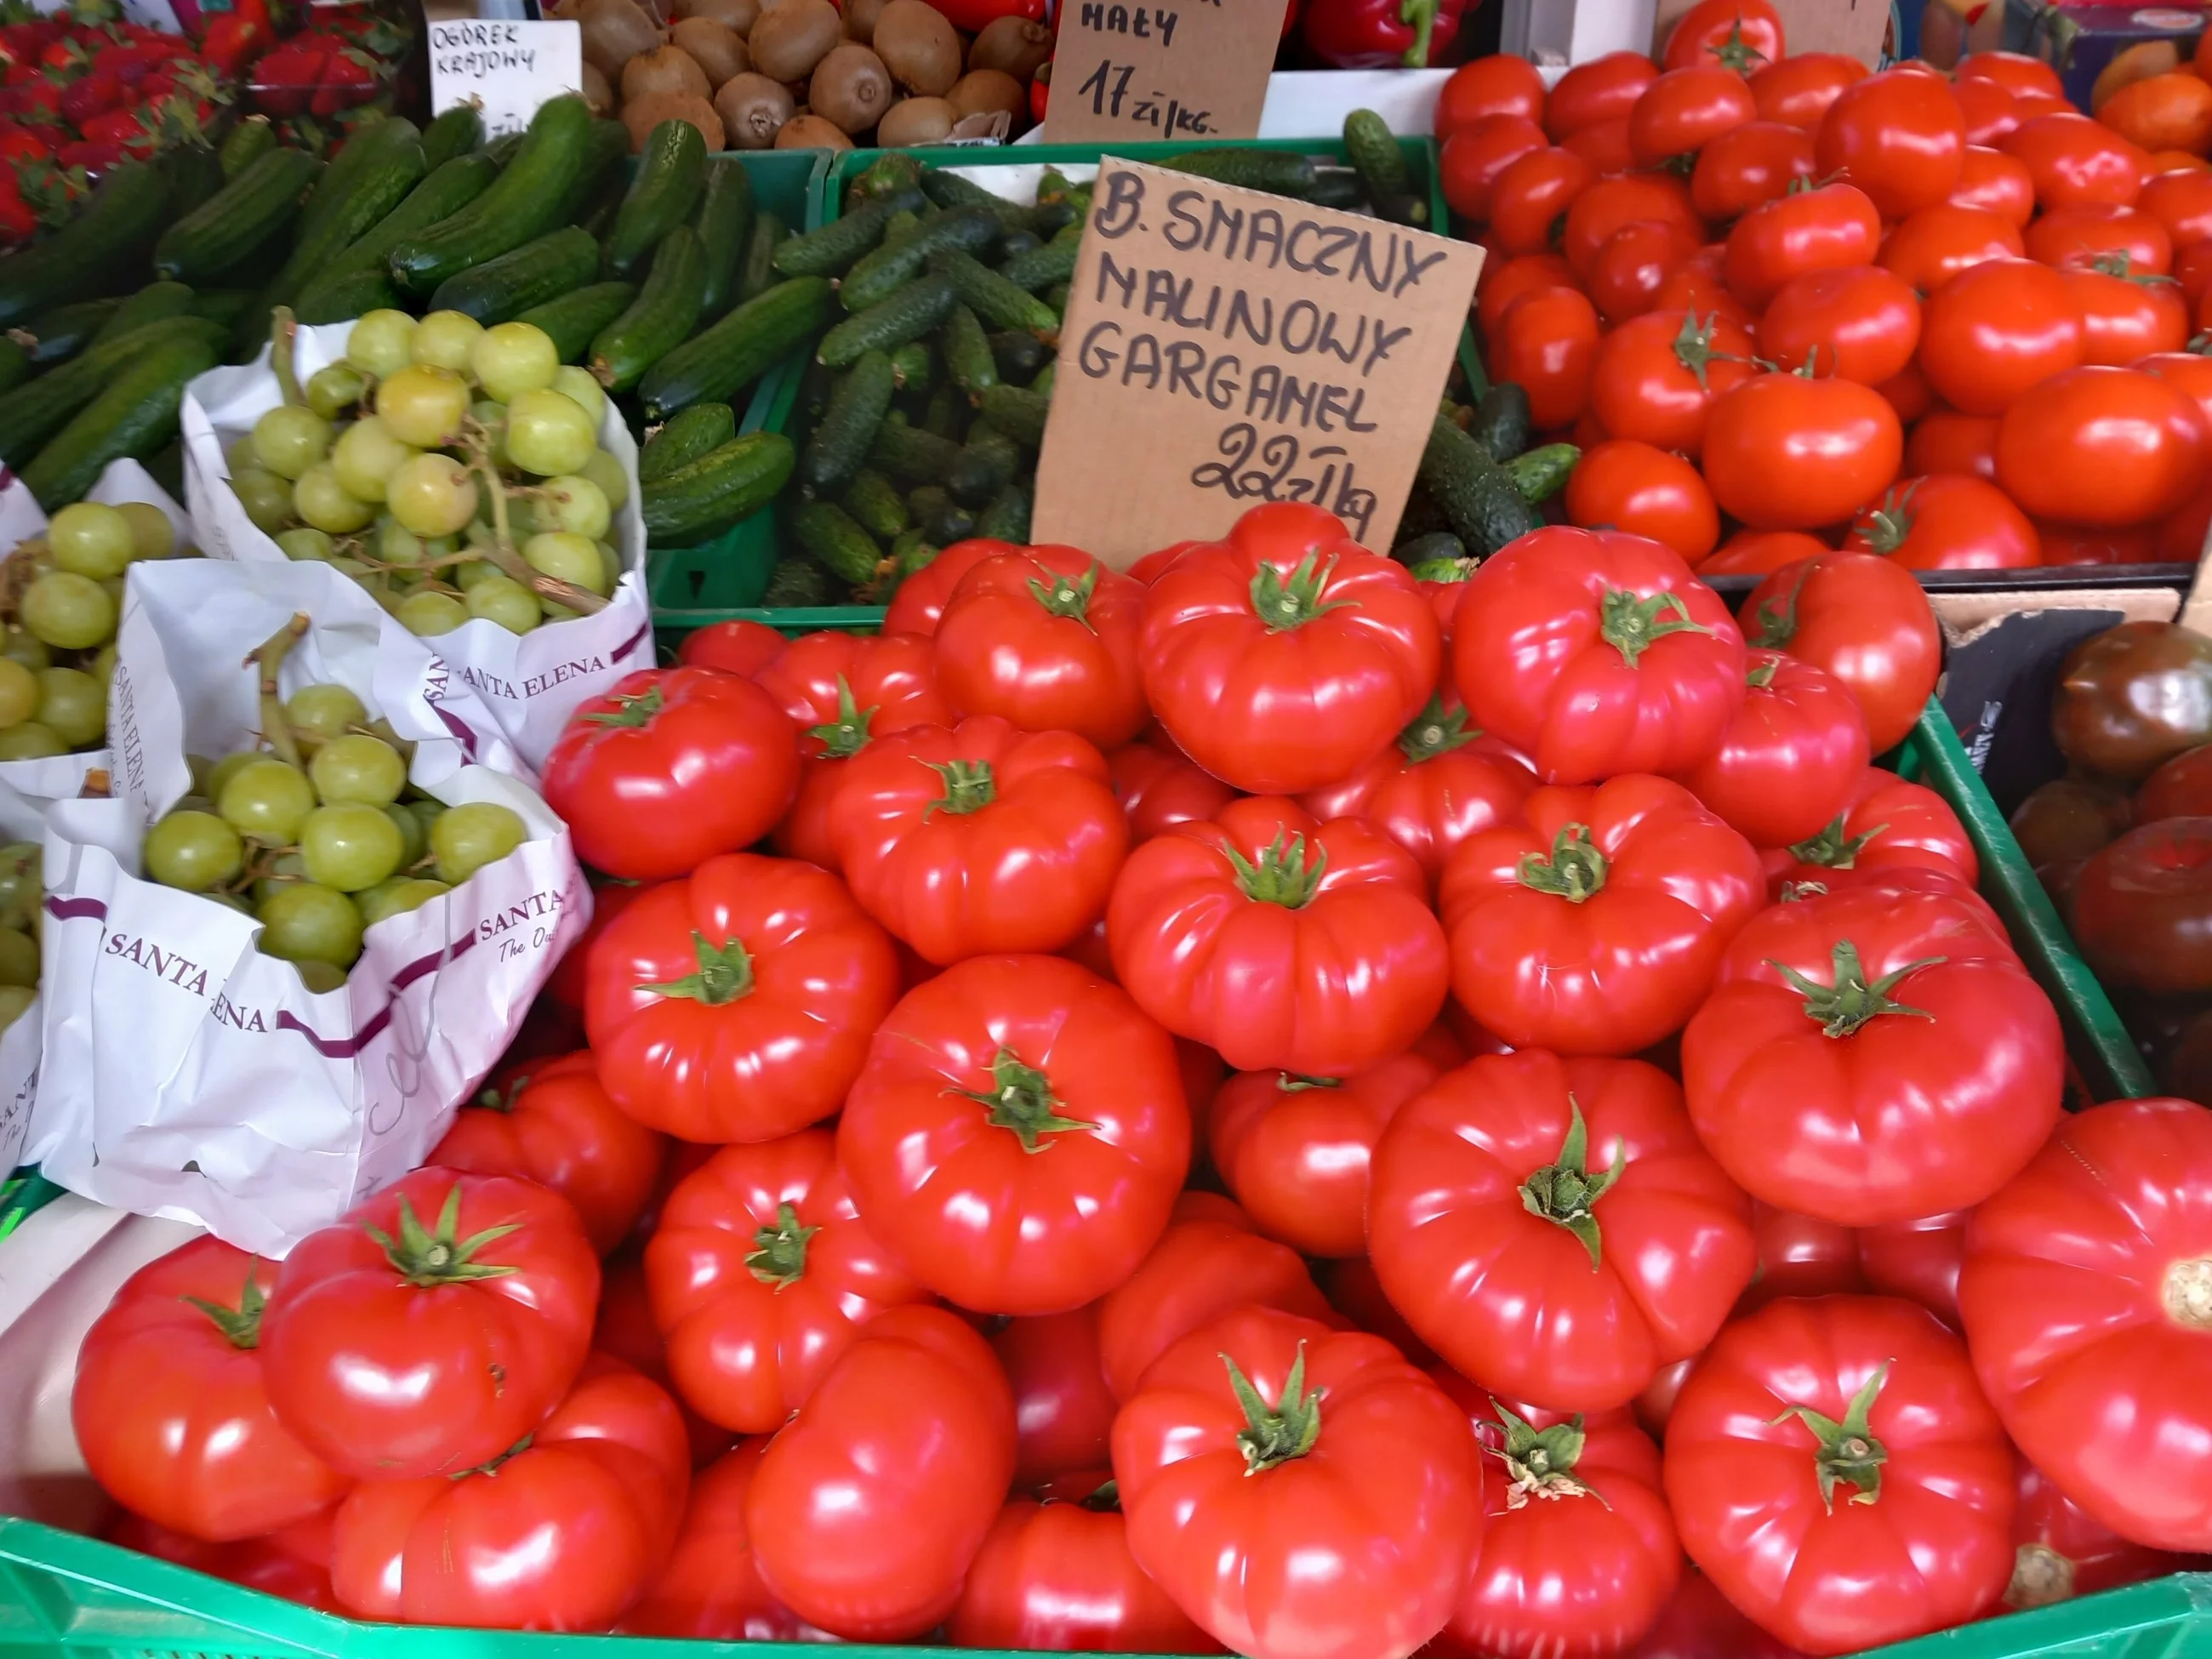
top-left (23, 558), bottom-right (589, 1257)
top-left (180, 320), bottom-right (653, 774)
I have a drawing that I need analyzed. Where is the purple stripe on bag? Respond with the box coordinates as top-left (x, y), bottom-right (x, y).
top-left (274, 929), bottom-right (480, 1058)
top-left (45, 896), bottom-right (106, 921)
top-left (616, 616), bottom-right (652, 662)
top-left (433, 703), bottom-right (481, 761)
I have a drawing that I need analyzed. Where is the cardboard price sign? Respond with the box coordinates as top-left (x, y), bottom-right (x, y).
top-left (1030, 159), bottom-right (1483, 565)
top-left (1040, 0), bottom-right (1289, 145)
top-left (429, 20), bottom-right (584, 138)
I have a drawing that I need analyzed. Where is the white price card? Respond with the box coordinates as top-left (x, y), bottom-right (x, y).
top-left (429, 18), bottom-right (584, 138)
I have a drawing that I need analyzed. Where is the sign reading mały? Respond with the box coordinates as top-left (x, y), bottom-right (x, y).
top-left (1040, 0), bottom-right (1288, 145)
top-left (1031, 158), bottom-right (1484, 565)
top-left (430, 19), bottom-right (584, 138)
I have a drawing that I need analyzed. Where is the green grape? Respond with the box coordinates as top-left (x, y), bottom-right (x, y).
top-left (251, 405), bottom-right (334, 481)
top-left (20, 573), bottom-right (114, 651)
top-left (0, 983), bottom-right (32, 1032)
top-left (91, 642), bottom-right (115, 685)
top-left (525, 531), bottom-right (610, 596)
top-left (294, 465), bottom-right (376, 535)
top-left (332, 416), bottom-right (419, 504)
top-left (301, 802), bottom-right (404, 892)
top-left (374, 365), bottom-right (470, 449)
top-left (579, 447), bottom-right (630, 513)
top-left (0, 658), bottom-right (37, 729)
top-left (346, 309), bottom-right (418, 379)
top-left (217, 757), bottom-right (316, 842)
top-left (0, 926), bottom-right (35, 988)
top-left (471, 400), bottom-right (511, 470)
top-left (205, 750), bottom-right (257, 805)
top-left (386, 453), bottom-right (479, 539)
top-left (453, 558), bottom-right (501, 592)
top-left (410, 798), bottom-right (446, 835)
top-left (229, 468), bottom-right (295, 536)
top-left (537, 475), bottom-right (610, 540)
top-left (396, 590), bottom-right (468, 636)
top-left (310, 733), bottom-right (406, 806)
top-left (255, 881), bottom-right (364, 969)
top-left (225, 434), bottom-right (259, 474)
top-left (1, 630), bottom-right (46, 673)
top-left (100, 575), bottom-right (123, 613)
top-left (362, 876), bottom-right (449, 926)
top-left (471, 322), bottom-right (560, 402)
top-left (0, 723), bottom-right (62, 760)
top-left (116, 502), bottom-right (174, 562)
top-left (305, 362), bottom-right (368, 421)
top-left (596, 541), bottom-right (623, 595)
top-left (505, 494), bottom-right (539, 539)
top-left (251, 848), bottom-right (306, 906)
top-left (288, 684), bottom-right (368, 744)
top-left (413, 310), bottom-right (484, 373)
top-left (293, 958), bottom-right (348, 994)
top-left (505, 389), bottom-right (597, 476)
top-left (48, 503), bottom-right (134, 579)
top-left (0, 843), bottom-right (40, 932)
top-left (36, 667), bottom-right (103, 748)
top-left (145, 809), bottom-right (244, 892)
top-left (552, 366), bottom-right (606, 425)
top-left (383, 801), bottom-right (426, 866)
top-left (276, 527), bottom-right (334, 562)
top-left (431, 801), bottom-right (527, 885)
top-left (466, 574), bottom-right (540, 635)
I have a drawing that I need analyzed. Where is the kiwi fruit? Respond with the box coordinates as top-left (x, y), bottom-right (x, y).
top-left (876, 94), bottom-right (955, 145)
top-left (674, 0), bottom-right (755, 27)
top-left (621, 89), bottom-right (725, 150)
top-left (776, 112), bottom-right (854, 149)
top-left (715, 71), bottom-right (795, 146)
top-left (843, 0), bottom-right (888, 42)
top-left (749, 0), bottom-right (841, 82)
top-left (573, 0), bottom-right (663, 76)
top-left (948, 66), bottom-right (1023, 123)
top-left (579, 58), bottom-right (615, 114)
top-left (968, 15), bottom-right (1051, 79)
top-left (870, 0), bottom-right (961, 95)
top-left (810, 43), bottom-right (892, 134)
top-left (670, 18), bottom-right (749, 85)
top-left (622, 42), bottom-right (710, 103)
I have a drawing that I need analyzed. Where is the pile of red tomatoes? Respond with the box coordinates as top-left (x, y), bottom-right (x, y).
top-left (1438, 0), bottom-right (2212, 572)
top-left (63, 505), bottom-right (2212, 1659)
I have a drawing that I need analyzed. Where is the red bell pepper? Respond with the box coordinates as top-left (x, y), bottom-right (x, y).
top-left (1302, 0), bottom-right (1463, 67)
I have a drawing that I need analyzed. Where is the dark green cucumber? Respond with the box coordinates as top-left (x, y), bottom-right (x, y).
top-left (1468, 383), bottom-right (1532, 463)
top-left (0, 338), bottom-right (25, 396)
top-left (939, 303), bottom-right (995, 400)
top-left (839, 206), bottom-right (1000, 312)
top-left (429, 224), bottom-right (600, 323)
top-left (988, 329), bottom-right (1049, 382)
top-left (516, 280), bottom-right (636, 363)
top-left (1394, 531), bottom-right (1468, 565)
top-left (841, 469), bottom-right (909, 540)
top-left (1161, 146), bottom-right (1316, 196)
top-left (18, 299), bottom-right (123, 365)
top-left (1305, 168), bottom-right (1364, 211)
top-left (390, 95), bottom-right (593, 294)
top-left (999, 231), bottom-right (1079, 294)
top-left (301, 151), bottom-right (500, 306)
top-left (917, 166), bottom-right (1050, 233)
top-left (764, 557), bottom-right (836, 606)
top-left (153, 146), bottom-right (322, 285)
top-left (736, 210), bottom-right (786, 303)
top-left (998, 229), bottom-right (1041, 260)
top-left (908, 484), bottom-right (976, 545)
top-left (190, 288), bottom-right (256, 328)
top-left (605, 118), bottom-right (708, 277)
top-left (482, 132), bottom-right (525, 167)
top-left (562, 121), bottom-right (632, 231)
top-left (93, 282), bottom-right (195, 347)
top-left (949, 425), bottom-right (1019, 505)
top-left (21, 332), bottom-right (220, 510)
top-left (1503, 442), bottom-right (1580, 504)
top-left (772, 186), bottom-right (925, 279)
top-left (1343, 110), bottom-right (1422, 225)
top-left (420, 104), bottom-right (486, 170)
top-left (976, 384), bottom-right (1048, 448)
top-left (294, 266), bottom-right (402, 325)
top-left (1419, 413), bottom-right (1540, 558)
top-left (238, 121), bottom-right (428, 349)
top-left (976, 477), bottom-right (1030, 542)
top-left (818, 272), bottom-right (955, 368)
top-left (641, 430), bottom-right (796, 544)
top-left (892, 527), bottom-right (938, 579)
top-left (801, 351), bottom-right (895, 494)
top-left (590, 224), bottom-right (706, 392)
top-left (0, 150), bottom-right (219, 326)
top-left (639, 274), bottom-right (834, 420)
top-left (922, 381), bottom-right (963, 440)
top-left (933, 250), bottom-right (1057, 337)
top-left (1032, 362), bottom-right (1056, 396)
top-left (1044, 282), bottom-right (1070, 317)
top-left (0, 316), bottom-right (227, 465)
top-left (888, 339), bottom-right (933, 391)
top-left (640, 402), bottom-right (737, 483)
top-left (790, 501), bottom-right (881, 586)
top-left (850, 151), bottom-right (923, 203)
top-left (869, 414), bottom-right (963, 484)
top-left (219, 117), bottom-right (276, 178)
top-left (882, 208), bottom-right (922, 243)
top-left (691, 159), bottom-right (755, 322)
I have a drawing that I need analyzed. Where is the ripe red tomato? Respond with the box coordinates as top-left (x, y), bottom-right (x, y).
top-left (1759, 265), bottom-right (1921, 385)
top-left (1816, 67), bottom-right (1966, 218)
top-left (1663, 0), bottom-right (1782, 71)
top-left (1653, 247), bottom-right (1759, 328)
top-left (746, 1305), bottom-right (1016, 1639)
top-left (1113, 1307), bottom-right (1484, 1659)
top-left (1588, 217), bottom-right (1705, 323)
top-left (2140, 167), bottom-right (2212, 248)
top-left (1958, 50), bottom-right (2062, 99)
top-left (1589, 310), bottom-right (1759, 459)
top-left (1740, 1202), bottom-right (1868, 1310)
top-left (593, 1253), bottom-right (733, 1468)
top-left (1565, 438), bottom-right (1720, 563)
top-left (1702, 372), bottom-right (1903, 532)
top-left (1997, 365), bottom-right (2207, 526)
top-left (1628, 1567), bottom-right (1804, 1659)
top-left (1370, 1050), bottom-right (1754, 1411)
top-left (1741, 551), bottom-right (1941, 752)
top-left (72, 1238), bottom-right (349, 1542)
top-left (2004, 111), bottom-right (2151, 210)
top-left (1562, 115), bottom-right (1639, 174)
top-left (261, 1169), bottom-right (599, 1481)
top-left (2026, 203), bottom-right (2173, 273)
top-left (1492, 284), bottom-right (1602, 428)
top-left (105, 1511), bottom-right (339, 1614)
top-left (1725, 181), bottom-right (1881, 309)
top-left (2007, 1460), bottom-right (2194, 1609)
top-left (1748, 51), bottom-right (1865, 130)
top-left (1478, 250), bottom-right (1580, 334)
top-left (2141, 347), bottom-right (2212, 436)
top-left (1322, 1255), bottom-right (1440, 1364)
top-left (547, 880), bottom-right (640, 1016)
top-left (1108, 795), bottom-right (1447, 1075)
top-left (2038, 519), bottom-right (2162, 565)
top-left (618, 1440), bottom-right (830, 1639)
top-left (1764, 765), bottom-right (1979, 890)
top-left (643, 1129), bottom-right (928, 1433)
top-left (838, 954), bottom-right (1189, 1314)
top-left (1841, 472), bottom-right (2039, 570)
top-left (933, 544), bottom-right (1148, 749)
top-left (990, 1306), bottom-right (1119, 1488)
top-left (1548, 51), bottom-right (1658, 139)
top-left (1109, 738), bottom-right (1237, 842)
top-left (543, 667), bottom-right (799, 881)
top-left (676, 619), bottom-right (784, 676)
top-left (1436, 53), bottom-right (1546, 137)
top-left (1138, 504), bottom-right (1440, 795)
top-left (1440, 774), bottom-right (1764, 1056)
top-left (1875, 358), bottom-right (1935, 425)
top-left (1699, 529), bottom-right (1835, 575)
top-left (1905, 408), bottom-right (2002, 479)
top-left (1674, 651), bottom-right (1869, 847)
top-left (1689, 119), bottom-right (1814, 219)
top-left (1856, 1209), bottom-right (1966, 1325)
top-left (1683, 884), bottom-right (2063, 1224)
top-left (1878, 203), bottom-right (2025, 294)
top-left (880, 537), bottom-right (1006, 636)
top-left (1440, 115), bottom-right (1548, 221)
top-left (1952, 72), bottom-right (2020, 147)
top-left (1918, 259), bottom-right (2084, 415)
top-left (1629, 66), bottom-right (1757, 166)
top-left (329, 1356), bottom-right (688, 1631)
top-left (584, 852), bottom-right (899, 1141)
top-left (2066, 259), bottom-right (2192, 364)
top-left (1452, 527), bottom-right (1747, 782)
top-left (1562, 172), bottom-right (1703, 278)
top-left (1665, 1296), bottom-right (2015, 1654)
top-left (1951, 144), bottom-right (2037, 225)
top-left (1488, 146), bottom-right (1598, 255)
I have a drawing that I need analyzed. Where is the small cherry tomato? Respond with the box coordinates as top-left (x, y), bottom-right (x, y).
top-left (1588, 309), bottom-right (1759, 459)
top-left (1725, 180), bottom-right (1882, 309)
top-left (1548, 50), bottom-right (1658, 139)
top-left (1844, 473), bottom-right (2039, 569)
top-left (1561, 116), bottom-right (1637, 174)
top-left (1436, 54), bottom-right (1546, 138)
top-left (1950, 145), bottom-right (2037, 225)
top-left (1565, 438), bottom-right (1720, 563)
top-left (1494, 285), bottom-right (1602, 430)
top-left (1588, 217), bottom-right (1704, 322)
top-left (2002, 113), bottom-right (2149, 210)
top-left (1996, 365), bottom-right (2207, 526)
top-left (1748, 50), bottom-right (1865, 130)
top-left (1478, 252), bottom-right (1579, 335)
top-left (1918, 259), bottom-right (2084, 415)
top-left (1759, 265), bottom-right (1921, 385)
top-left (1702, 372), bottom-right (1903, 531)
top-left (1440, 114), bottom-right (1547, 222)
top-left (1878, 203), bottom-right (2025, 294)
top-left (1487, 145), bottom-right (1597, 255)
top-left (2024, 203), bottom-right (2173, 275)
top-left (1816, 67), bottom-right (1966, 219)
top-left (1689, 118), bottom-right (1816, 219)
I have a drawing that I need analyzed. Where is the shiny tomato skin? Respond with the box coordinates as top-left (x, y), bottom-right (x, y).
top-left (1548, 51), bottom-right (1659, 139)
top-left (880, 537), bottom-right (1007, 636)
top-left (619, 1440), bottom-right (832, 1640)
top-left (2064, 624), bottom-right (2212, 782)
top-left (1493, 284), bottom-right (1602, 428)
top-left (1113, 1308), bottom-right (1484, 1659)
top-left (2072, 817), bottom-right (2212, 992)
top-left (1741, 551), bottom-right (1941, 752)
top-left (1629, 66), bottom-right (1757, 166)
top-left (1440, 115), bottom-right (1548, 220)
top-left (329, 1356), bottom-right (689, 1631)
top-left (1951, 145), bottom-right (2037, 225)
top-left (584, 853), bottom-right (900, 1141)
top-left (1699, 529), bottom-right (1834, 575)
top-left (1816, 68), bottom-right (1966, 218)
top-left (837, 954), bottom-right (1189, 1315)
top-left (746, 1304), bottom-right (1017, 1640)
top-left (989, 1305), bottom-right (1119, 1489)
top-left (1563, 116), bottom-right (1639, 174)
top-left (2140, 167), bottom-right (2212, 248)
top-left (1565, 438), bottom-right (1720, 563)
top-left (1690, 119), bottom-right (1815, 219)
top-left (1627, 1567), bottom-right (1805, 1659)
top-left (2141, 348), bottom-right (2212, 434)
top-left (2141, 742), bottom-right (2212, 819)
top-left (593, 1253), bottom-right (734, 1468)
top-left (1725, 181), bottom-right (1881, 309)
top-left (2003, 112), bottom-right (2150, 209)
top-left (260, 1170), bottom-right (599, 1482)
top-left (1917, 258), bottom-right (2084, 415)
top-left (1139, 504), bottom-right (1440, 795)
top-left (72, 1239), bottom-right (349, 1542)
top-left (677, 619), bottom-right (784, 676)
top-left (1109, 738), bottom-right (1237, 842)
top-left (2026, 202), bottom-right (2173, 273)
top-left (1875, 359), bottom-right (1934, 425)
top-left (1856, 1210), bottom-right (1966, 1326)
top-left (2066, 263), bottom-right (2192, 363)
top-left (1952, 72), bottom-right (2019, 147)
top-left (1488, 146), bottom-right (1598, 255)
top-left (1763, 765), bottom-right (1979, 889)
top-left (1878, 203), bottom-right (2025, 294)
top-left (1961, 1097), bottom-right (2212, 1552)
top-left (1745, 52), bottom-right (1861, 130)
top-left (2039, 519), bottom-right (2161, 565)
top-left (1664, 1296), bottom-right (2015, 1656)
top-left (933, 544), bottom-right (1148, 749)
top-left (1436, 54), bottom-right (1547, 137)
top-left (951, 1491), bottom-right (1221, 1653)
top-left (1478, 250), bottom-right (1580, 334)
top-left (1370, 1050), bottom-right (1755, 1412)
top-left (1588, 309), bottom-right (1759, 459)
top-left (1675, 651), bottom-right (1870, 847)
top-left (1652, 249), bottom-right (1759, 328)
top-left (1323, 1255), bottom-right (1440, 1364)
top-left (2007, 1460), bottom-right (2195, 1608)
top-left (1842, 472), bottom-right (2040, 570)
top-left (1588, 217), bottom-right (1705, 323)
top-left (1997, 365), bottom-right (2208, 526)
top-left (1683, 886), bottom-right (2063, 1225)
top-left (1108, 795), bottom-right (1448, 1076)
top-left (1759, 265), bottom-right (1921, 385)
top-left (1702, 373), bottom-right (1903, 532)
top-left (543, 667), bottom-right (800, 882)
top-left (1662, 0), bottom-right (1782, 72)
top-left (105, 1513), bottom-right (339, 1613)
top-left (1453, 527), bottom-right (1747, 783)
top-left (1562, 172), bottom-right (1702, 278)
top-left (1958, 50), bottom-right (2062, 99)
top-left (1905, 408), bottom-right (2002, 479)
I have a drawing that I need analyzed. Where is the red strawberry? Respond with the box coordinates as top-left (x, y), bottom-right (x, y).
top-left (310, 46), bottom-right (374, 117)
top-left (57, 66), bottom-right (118, 122)
top-left (54, 136), bottom-right (122, 168)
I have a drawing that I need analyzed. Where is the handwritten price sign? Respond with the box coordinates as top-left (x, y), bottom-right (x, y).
top-left (1041, 0), bottom-right (1286, 144)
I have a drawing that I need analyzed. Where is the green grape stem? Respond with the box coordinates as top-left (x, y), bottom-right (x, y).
top-left (246, 613), bottom-right (310, 770)
top-left (271, 307), bottom-right (305, 411)
top-left (457, 416), bottom-right (610, 618)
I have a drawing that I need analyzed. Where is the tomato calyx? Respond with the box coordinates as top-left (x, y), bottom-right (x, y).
top-left (1075, 1478), bottom-right (1121, 1511)
top-left (182, 1264), bottom-right (267, 1351)
top-left (1491, 1401), bottom-right (1596, 1507)
top-left (744, 1200), bottom-right (821, 1289)
top-left (923, 757), bottom-right (996, 817)
top-left (1600, 588), bottom-right (1714, 668)
top-left (453, 1434), bottom-right (534, 1479)
top-left (1517, 823), bottom-right (1608, 903)
top-left (807, 676), bottom-right (876, 760)
top-left (1702, 16), bottom-right (1769, 71)
top-left (1746, 657), bottom-right (1781, 690)
top-left (582, 683), bottom-right (664, 729)
top-left (958, 1044), bottom-right (1100, 1152)
top-left (1778, 879), bottom-right (1829, 903)
top-left (2088, 251), bottom-right (2178, 292)
top-left (1747, 579), bottom-right (1800, 649)
top-left (1278, 1074), bottom-right (1343, 1093)
top-left (1771, 1361), bottom-right (1890, 1512)
top-left (362, 1183), bottom-right (520, 1287)
top-left (1026, 562), bottom-right (1100, 632)
top-left (1517, 1097), bottom-right (1624, 1269)
top-left (1226, 828), bottom-right (1329, 909)
top-left (1248, 552), bottom-right (1349, 634)
top-left (2008, 1544), bottom-right (2078, 1611)
top-left (1222, 1341), bottom-right (1324, 1474)
top-left (1397, 695), bottom-right (1479, 766)
top-left (1672, 311), bottom-right (1737, 393)
top-left (1770, 941), bottom-right (1943, 1037)
top-left (641, 930), bottom-right (755, 1006)
top-left (1856, 482), bottom-right (1923, 556)
top-left (1787, 812), bottom-right (1888, 870)
top-left (2163, 1256), bottom-right (2212, 1327)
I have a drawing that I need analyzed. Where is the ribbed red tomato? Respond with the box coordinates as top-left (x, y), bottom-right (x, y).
top-left (1763, 766), bottom-right (1979, 892)
top-left (1740, 550), bottom-right (1942, 752)
top-left (619, 1440), bottom-right (831, 1640)
top-left (989, 1306), bottom-right (1120, 1489)
top-left (1673, 651), bottom-right (1870, 847)
top-left (933, 544), bottom-right (1149, 749)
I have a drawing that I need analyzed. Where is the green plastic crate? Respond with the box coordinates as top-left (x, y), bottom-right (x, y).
top-left (641, 149), bottom-right (834, 619)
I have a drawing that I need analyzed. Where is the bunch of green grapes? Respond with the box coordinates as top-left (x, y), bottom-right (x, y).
top-left (0, 500), bottom-right (179, 759)
top-left (145, 678), bottom-right (530, 993)
top-left (0, 841), bottom-right (40, 1033)
top-left (225, 310), bottom-right (631, 640)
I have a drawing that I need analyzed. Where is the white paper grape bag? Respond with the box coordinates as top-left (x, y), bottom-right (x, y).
top-left (180, 320), bottom-right (653, 776)
top-left (23, 558), bottom-right (588, 1257)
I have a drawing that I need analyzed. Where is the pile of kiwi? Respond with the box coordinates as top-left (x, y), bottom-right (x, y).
top-left (562, 0), bottom-right (1050, 151)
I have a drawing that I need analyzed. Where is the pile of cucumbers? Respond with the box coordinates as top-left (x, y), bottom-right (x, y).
top-left (1409, 384), bottom-right (1580, 568)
